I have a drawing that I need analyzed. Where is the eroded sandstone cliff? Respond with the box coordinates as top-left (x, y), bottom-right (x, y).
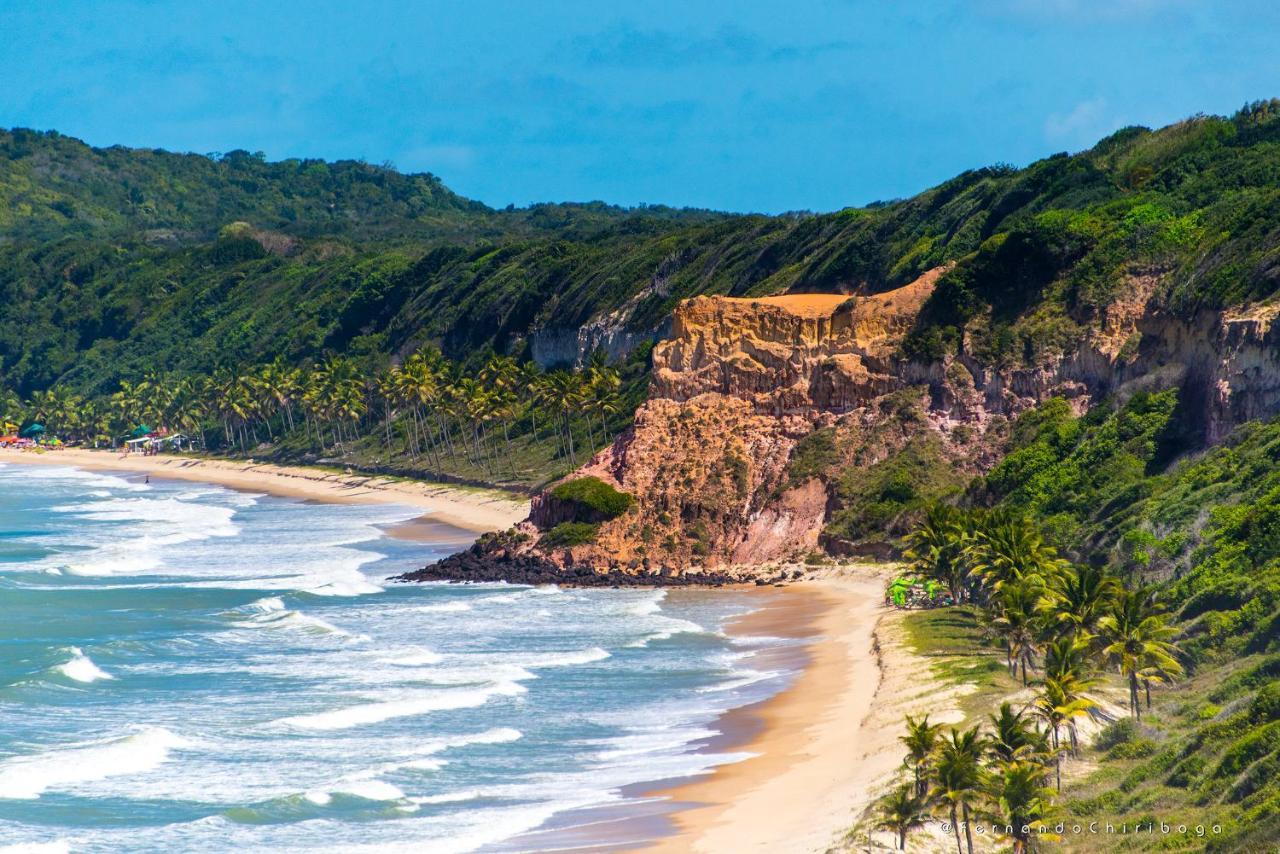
top-left (407, 264), bottom-right (1280, 583)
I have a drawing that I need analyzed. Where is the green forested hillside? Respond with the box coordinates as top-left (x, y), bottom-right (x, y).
top-left (6, 100), bottom-right (1280, 399)
top-left (9, 102), bottom-right (1280, 490)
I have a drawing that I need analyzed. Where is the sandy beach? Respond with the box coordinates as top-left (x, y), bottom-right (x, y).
top-left (649, 568), bottom-right (964, 854)
top-left (0, 448), bottom-right (529, 535)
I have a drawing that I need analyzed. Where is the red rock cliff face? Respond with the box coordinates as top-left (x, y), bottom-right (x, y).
top-left (523, 268), bottom-right (967, 572)
top-left (508, 265), bottom-right (1280, 575)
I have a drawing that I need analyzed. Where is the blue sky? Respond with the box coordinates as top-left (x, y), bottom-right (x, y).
top-left (1, 1), bottom-right (1277, 213)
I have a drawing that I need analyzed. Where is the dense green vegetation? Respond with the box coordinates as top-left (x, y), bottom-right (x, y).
top-left (548, 476), bottom-right (635, 519)
top-left (874, 509), bottom-right (1183, 852)
top-left (880, 393), bottom-right (1280, 851)
top-left (10, 103), bottom-right (1280, 488)
top-left (2, 348), bottom-right (636, 489)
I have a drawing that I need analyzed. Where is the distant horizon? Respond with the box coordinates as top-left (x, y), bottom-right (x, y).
top-left (4, 1), bottom-right (1278, 214)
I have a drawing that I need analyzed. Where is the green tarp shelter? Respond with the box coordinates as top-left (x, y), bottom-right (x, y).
top-left (888, 577), bottom-right (912, 607)
top-left (128, 425), bottom-right (153, 438)
top-left (18, 423), bottom-right (45, 438)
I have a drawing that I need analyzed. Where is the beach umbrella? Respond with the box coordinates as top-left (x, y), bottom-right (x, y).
top-left (18, 423), bottom-right (45, 438)
top-left (128, 425), bottom-right (154, 438)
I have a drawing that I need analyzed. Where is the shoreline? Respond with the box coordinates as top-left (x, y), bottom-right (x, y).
top-left (0, 447), bottom-right (529, 535)
top-left (646, 567), bottom-right (963, 853)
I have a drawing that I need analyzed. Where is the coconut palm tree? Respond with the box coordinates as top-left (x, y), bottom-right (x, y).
top-left (543, 369), bottom-right (584, 466)
top-left (1097, 587), bottom-right (1184, 719)
top-left (876, 784), bottom-right (931, 851)
top-left (517, 361), bottom-right (545, 435)
top-left (968, 514), bottom-right (1068, 599)
top-left (1039, 564), bottom-right (1121, 641)
top-left (900, 714), bottom-right (943, 799)
top-left (0, 389), bottom-right (24, 433)
top-left (988, 703), bottom-right (1049, 765)
top-left (988, 760), bottom-right (1057, 854)
top-left (1040, 637), bottom-right (1098, 757)
top-left (931, 726), bottom-right (987, 854)
top-left (214, 370), bottom-right (257, 452)
top-left (1031, 675), bottom-right (1096, 790)
top-left (904, 504), bottom-right (972, 604)
top-left (585, 363), bottom-right (623, 452)
top-left (258, 358), bottom-right (300, 436)
top-left (985, 580), bottom-right (1044, 685)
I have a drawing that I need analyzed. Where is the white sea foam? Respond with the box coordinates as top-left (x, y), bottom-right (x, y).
top-left (411, 789), bottom-right (485, 805)
top-left (0, 842), bottom-right (72, 854)
top-left (616, 589), bottom-right (666, 616)
top-left (233, 599), bottom-right (354, 638)
top-left (50, 497), bottom-right (238, 576)
top-left (625, 616), bottom-right (708, 648)
top-left (54, 647), bottom-right (113, 683)
top-left (414, 601), bottom-right (472, 613)
top-left (381, 648), bottom-right (444, 666)
top-left (273, 683), bottom-right (527, 731)
top-left (400, 727), bottom-right (522, 757)
top-left (0, 727), bottom-right (189, 799)
top-left (305, 778), bottom-right (407, 806)
top-left (294, 728), bottom-right (523, 812)
top-left (473, 591), bottom-right (525, 605)
top-left (0, 465), bottom-right (148, 493)
top-left (401, 663), bottom-right (538, 685)
top-left (697, 669), bottom-right (779, 693)
top-left (510, 647), bottom-right (611, 668)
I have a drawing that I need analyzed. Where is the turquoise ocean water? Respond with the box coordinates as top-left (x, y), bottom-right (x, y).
top-left (0, 463), bottom-right (797, 852)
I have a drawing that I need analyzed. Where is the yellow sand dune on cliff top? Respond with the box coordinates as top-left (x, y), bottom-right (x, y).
top-left (727, 293), bottom-right (851, 318)
top-left (720, 265), bottom-right (949, 320)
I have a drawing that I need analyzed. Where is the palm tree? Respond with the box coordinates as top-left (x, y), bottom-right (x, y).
top-left (988, 760), bottom-right (1057, 854)
top-left (1031, 676), bottom-right (1096, 790)
top-left (213, 370), bottom-right (257, 452)
top-left (968, 514), bottom-right (1068, 599)
top-left (585, 363), bottom-right (623, 452)
top-left (257, 358), bottom-right (300, 436)
top-left (904, 504), bottom-right (971, 604)
top-left (1039, 564), bottom-right (1120, 641)
top-left (0, 389), bottom-right (24, 434)
top-left (543, 369), bottom-right (584, 466)
top-left (517, 361), bottom-right (545, 435)
top-left (932, 726), bottom-right (987, 854)
top-left (110, 380), bottom-right (147, 439)
top-left (985, 580), bottom-right (1044, 685)
top-left (375, 367), bottom-right (402, 449)
top-left (876, 784), bottom-right (931, 850)
top-left (1040, 637), bottom-right (1098, 757)
top-left (900, 714), bottom-right (943, 799)
top-left (988, 703), bottom-right (1049, 765)
top-left (1098, 587), bottom-right (1184, 719)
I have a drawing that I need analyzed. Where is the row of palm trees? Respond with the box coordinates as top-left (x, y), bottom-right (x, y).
top-left (3, 347), bottom-right (626, 479)
top-left (881, 505), bottom-right (1186, 852)
top-left (905, 504), bottom-right (1183, 719)
top-left (882, 705), bottom-right (1060, 854)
